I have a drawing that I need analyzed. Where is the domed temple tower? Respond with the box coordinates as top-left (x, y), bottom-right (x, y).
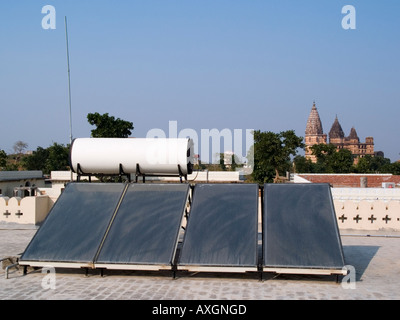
top-left (305, 102), bottom-right (327, 162)
top-left (328, 116), bottom-right (374, 163)
top-left (305, 104), bottom-right (375, 164)
top-left (328, 116), bottom-right (345, 145)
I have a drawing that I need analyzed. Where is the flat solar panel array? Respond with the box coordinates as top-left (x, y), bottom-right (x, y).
top-left (178, 184), bottom-right (259, 272)
top-left (20, 183), bottom-right (126, 268)
top-left (20, 183), bottom-right (189, 271)
top-left (95, 184), bottom-right (189, 269)
top-left (263, 183), bottom-right (345, 274)
top-left (20, 182), bottom-right (346, 277)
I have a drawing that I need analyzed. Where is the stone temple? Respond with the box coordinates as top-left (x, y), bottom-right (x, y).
top-left (305, 102), bottom-right (375, 163)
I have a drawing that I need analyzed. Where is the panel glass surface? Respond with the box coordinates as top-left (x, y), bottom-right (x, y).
top-left (263, 183), bottom-right (345, 269)
top-left (96, 184), bottom-right (189, 265)
top-left (178, 184), bottom-right (259, 267)
top-left (20, 183), bottom-right (126, 263)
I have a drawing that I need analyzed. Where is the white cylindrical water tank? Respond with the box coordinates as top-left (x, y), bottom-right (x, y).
top-left (69, 138), bottom-right (194, 176)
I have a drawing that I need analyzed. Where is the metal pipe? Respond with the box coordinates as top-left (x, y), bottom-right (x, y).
top-left (341, 234), bottom-right (400, 238)
top-left (5, 263), bottom-right (19, 279)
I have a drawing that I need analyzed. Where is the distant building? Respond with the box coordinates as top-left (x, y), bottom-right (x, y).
top-left (304, 102), bottom-right (327, 162)
top-left (0, 171), bottom-right (45, 198)
top-left (305, 102), bottom-right (375, 163)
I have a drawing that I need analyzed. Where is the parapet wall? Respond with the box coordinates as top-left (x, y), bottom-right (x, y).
top-left (332, 188), bottom-right (400, 231)
top-left (1, 186), bottom-right (399, 231)
top-left (296, 173), bottom-right (400, 188)
top-left (0, 195), bottom-right (51, 225)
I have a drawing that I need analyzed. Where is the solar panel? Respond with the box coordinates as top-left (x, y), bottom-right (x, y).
top-left (20, 181), bottom-right (346, 277)
top-left (19, 183), bottom-right (126, 268)
top-left (95, 184), bottom-right (189, 270)
top-left (263, 183), bottom-right (345, 274)
top-left (178, 184), bottom-right (259, 272)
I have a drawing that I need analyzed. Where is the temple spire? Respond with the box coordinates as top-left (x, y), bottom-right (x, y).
top-left (329, 116), bottom-right (345, 139)
top-left (305, 102), bottom-right (323, 135)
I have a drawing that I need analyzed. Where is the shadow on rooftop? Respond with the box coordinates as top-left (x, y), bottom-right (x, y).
top-left (342, 245), bottom-right (380, 282)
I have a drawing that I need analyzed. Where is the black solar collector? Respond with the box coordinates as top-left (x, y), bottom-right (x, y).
top-left (95, 183), bottom-right (189, 270)
top-left (20, 183), bottom-right (190, 271)
top-left (19, 181), bottom-right (346, 277)
top-left (178, 184), bottom-right (259, 272)
top-left (263, 183), bottom-right (346, 275)
top-left (19, 183), bottom-right (127, 268)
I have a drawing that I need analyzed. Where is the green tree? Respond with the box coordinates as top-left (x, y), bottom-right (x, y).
top-left (356, 155), bottom-right (373, 173)
top-left (329, 148), bottom-right (354, 173)
top-left (370, 156), bottom-right (392, 173)
top-left (356, 154), bottom-right (392, 173)
top-left (389, 161), bottom-right (400, 175)
top-left (218, 153), bottom-right (227, 171)
top-left (87, 112), bottom-right (134, 138)
top-left (21, 143), bottom-right (70, 174)
top-left (21, 147), bottom-right (49, 171)
top-left (310, 143), bottom-right (337, 173)
top-left (45, 143), bottom-right (70, 173)
top-left (310, 144), bottom-right (354, 173)
top-left (252, 130), bottom-right (304, 184)
top-left (293, 155), bottom-right (315, 173)
top-left (0, 149), bottom-right (7, 169)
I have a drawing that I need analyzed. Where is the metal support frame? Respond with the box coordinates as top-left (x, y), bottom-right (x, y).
top-left (134, 163), bottom-right (187, 184)
top-left (74, 162), bottom-right (188, 184)
top-left (177, 164), bottom-right (186, 183)
top-left (118, 164), bottom-right (131, 182)
top-left (76, 163), bottom-right (86, 182)
top-left (135, 163), bottom-right (144, 183)
top-left (76, 163), bottom-right (131, 183)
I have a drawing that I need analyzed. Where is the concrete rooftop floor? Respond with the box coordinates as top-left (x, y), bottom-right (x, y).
top-left (1, 224), bottom-right (400, 301)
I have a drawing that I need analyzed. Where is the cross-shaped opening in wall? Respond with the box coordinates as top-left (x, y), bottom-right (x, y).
top-left (353, 214), bottom-right (362, 223)
top-left (15, 210), bottom-right (23, 218)
top-left (339, 214), bottom-right (347, 223)
top-left (3, 210), bottom-right (11, 218)
top-left (368, 215), bottom-right (377, 224)
top-left (382, 215), bottom-right (391, 224)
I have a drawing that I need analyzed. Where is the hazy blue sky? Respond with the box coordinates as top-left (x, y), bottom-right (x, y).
top-left (1, 1), bottom-right (399, 161)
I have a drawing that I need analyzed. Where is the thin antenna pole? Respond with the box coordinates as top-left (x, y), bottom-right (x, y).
top-left (65, 16), bottom-right (73, 145)
top-left (65, 16), bottom-right (73, 182)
